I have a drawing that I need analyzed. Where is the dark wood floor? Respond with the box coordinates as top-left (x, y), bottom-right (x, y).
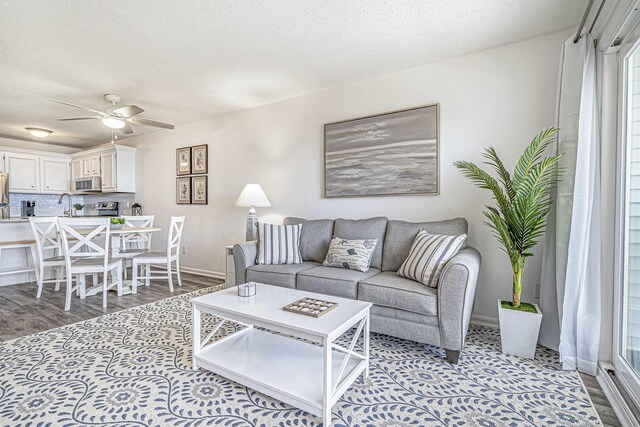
top-left (0, 274), bottom-right (622, 426)
top-left (0, 271), bottom-right (224, 342)
top-left (580, 372), bottom-right (622, 427)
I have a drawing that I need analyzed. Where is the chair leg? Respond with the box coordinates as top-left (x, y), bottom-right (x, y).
top-left (28, 245), bottom-right (38, 284)
top-left (167, 261), bottom-right (174, 293)
top-left (65, 275), bottom-right (73, 311)
top-left (77, 274), bottom-right (84, 297)
top-left (132, 261), bottom-right (138, 294)
top-left (54, 266), bottom-right (62, 291)
top-left (117, 263), bottom-right (123, 297)
top-left (145, 265), bottom-right (150, 287)
top-left (79, 276), bottom-right (86, 299)
top-left (102, 270), bottom-right (108, 309)
top-left (36, 263), bottom-right (45, 299)
top-left (93, 273), bottom-right (99, 287)
top-left (175, 258), bottom-right (183, 287)
top-left (123, 259), bottom-right (128, 280)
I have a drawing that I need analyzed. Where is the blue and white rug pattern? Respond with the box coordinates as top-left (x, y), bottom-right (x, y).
top-left (0, 287), bottom-right (600, 426)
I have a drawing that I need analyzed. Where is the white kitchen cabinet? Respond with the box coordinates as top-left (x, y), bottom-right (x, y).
top-left (6, 153), bottom-right (39, 193)
top-left (71, 159), bottom-right (82, 181)
top-left (82, 155), bottom-right (100, 177)
top-left (99, 146), bottom-right (135, 193)
top-left (41, 157), bottom-right (70, 193)
top-left (100, 152), bottom-right (116, 192)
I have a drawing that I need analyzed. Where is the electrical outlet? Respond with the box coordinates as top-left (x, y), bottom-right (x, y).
top-left (182, 245), bottom-right (187, 254)
top-left (534, 282), bottom-right (541, 300)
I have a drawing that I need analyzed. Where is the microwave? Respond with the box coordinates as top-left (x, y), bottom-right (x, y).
top-left (74, 176), bottom-right (102, 192)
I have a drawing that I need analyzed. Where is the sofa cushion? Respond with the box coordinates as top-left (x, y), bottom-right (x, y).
top-left (334, 217), bottom-right (388, 270)
top-left (322, 236), bottom-right (378, 272)
top-left (358, 271), bottom-right (438, 316)
top-left (382, 218), bottom-right (468, 271)
top-left (247, 262), bottom-right (319, 289)
top-left (297, 266), bottom-right (381, 299)
top-left (283, 217), bottom-right (334, 263)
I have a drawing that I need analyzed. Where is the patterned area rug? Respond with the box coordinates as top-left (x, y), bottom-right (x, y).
top-left (0, 286), bottom-right (600, 426)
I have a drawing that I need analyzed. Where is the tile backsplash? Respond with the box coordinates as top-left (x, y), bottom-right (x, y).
top-left (9, 193), bottom-right (136, 217)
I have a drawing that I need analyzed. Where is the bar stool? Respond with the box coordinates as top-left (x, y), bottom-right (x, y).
top-left (0, 240), bottom-right (37, 284)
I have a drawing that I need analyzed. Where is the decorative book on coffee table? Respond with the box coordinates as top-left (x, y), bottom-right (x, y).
top-left (283, 297), bottom-right (338, 318)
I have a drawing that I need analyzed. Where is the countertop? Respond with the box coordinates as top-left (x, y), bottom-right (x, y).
top-left (0, 215), bottom-right (117, 223)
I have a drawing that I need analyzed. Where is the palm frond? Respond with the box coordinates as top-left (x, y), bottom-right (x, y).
top-left (512, 128), bottom-right (558, 191)
top-left (453, 160), bottom-right (510, 214)
top-left (483, 147), bottom-right (516, 201)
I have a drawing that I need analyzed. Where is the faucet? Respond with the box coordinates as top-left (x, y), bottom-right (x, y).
top-left (58, 193), bottom-right (73, 217)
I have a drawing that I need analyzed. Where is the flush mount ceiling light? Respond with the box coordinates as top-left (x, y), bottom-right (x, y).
top-left (25, 127), bottom-right (53, 138)
top-left (101, 116), bottom-right (126, 129)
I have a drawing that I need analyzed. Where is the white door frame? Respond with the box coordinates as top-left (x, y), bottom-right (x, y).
top-left (613, 18), bottom-right (640, 404)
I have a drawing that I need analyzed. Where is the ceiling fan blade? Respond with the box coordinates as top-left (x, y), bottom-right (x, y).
top-left (129, 117), bottom-right (174, 129)
top-left (113, 105), bottom-right (144, 117)
top-left (58, 116), bottom-right (101, 121)
top-left (119, 123), bottom-right (134, 135)
top-left (53, 100), bottom-right (106, 115)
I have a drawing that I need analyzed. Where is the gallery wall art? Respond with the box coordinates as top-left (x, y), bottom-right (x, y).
top-left (175, 144), bottom-right (209, 205)
top-left (324, 104), bottom-right (439, 197)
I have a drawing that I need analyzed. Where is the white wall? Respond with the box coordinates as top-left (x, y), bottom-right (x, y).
top-left (126, 29), bottom-right (572, 325)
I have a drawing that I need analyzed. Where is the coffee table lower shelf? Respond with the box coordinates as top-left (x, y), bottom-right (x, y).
top-left (193, 327), bottom-right (364, 419)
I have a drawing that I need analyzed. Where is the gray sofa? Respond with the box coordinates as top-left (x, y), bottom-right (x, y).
top-left (232, 216), bottom-right (481, 364)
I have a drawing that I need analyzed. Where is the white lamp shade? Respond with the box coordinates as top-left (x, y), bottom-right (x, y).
top-left (235, 183), bottom-right (272, 207)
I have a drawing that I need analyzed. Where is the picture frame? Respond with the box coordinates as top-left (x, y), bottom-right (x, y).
top-left (176, 147), bottom-right (191, 176)
top-left (191, 144), bottom-right (208, 174)
top-left (191, 175), bottom-right (208, 204)
top-left (176, 177), bottom-right (191, 204)
top-left (324, 104), bottom-right (440, 197)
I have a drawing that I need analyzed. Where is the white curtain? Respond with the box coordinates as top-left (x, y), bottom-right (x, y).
top-left (539, 33), bottom-right (601, 375)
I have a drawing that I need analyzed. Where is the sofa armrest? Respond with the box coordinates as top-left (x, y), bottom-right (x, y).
top-left (232, 241), bottom-right (258, 286)
top-left (437, 247), bottom-right (481, 352)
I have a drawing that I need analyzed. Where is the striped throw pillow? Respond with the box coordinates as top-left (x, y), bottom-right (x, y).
top-left (397, 230), bottom-right (467, 288)
top-left (257, 223), bottom-right (303, 265)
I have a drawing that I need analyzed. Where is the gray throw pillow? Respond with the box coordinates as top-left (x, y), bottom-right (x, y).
top-left (257, 223), bottom-right (303, 265)
top-left (322, 236), bottom-right (378, 272)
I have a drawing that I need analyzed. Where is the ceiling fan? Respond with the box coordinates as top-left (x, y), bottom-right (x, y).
top-left (55, 94), bottom-right (174, 135)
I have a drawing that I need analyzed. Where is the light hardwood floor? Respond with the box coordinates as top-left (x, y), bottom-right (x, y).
top-left (0, 274), bottom-right (622, 426)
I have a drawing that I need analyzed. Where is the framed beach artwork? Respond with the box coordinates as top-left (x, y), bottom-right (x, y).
top-left (176, 147), bottom-right (191, 176)
top-left (176, 177), bottom-right (191, 204)
top-left (324, 104), bottom-right (439, 197)
top-left (192, 175), bottom-right (208, 204)
top-left (191, 144), bottom-right (208, 174)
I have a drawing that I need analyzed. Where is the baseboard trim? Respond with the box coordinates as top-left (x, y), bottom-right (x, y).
top-left (470, 314), bottom-right (499, 328)
top-left (597, 362), bottom-right (640, 427)
top-left (155, 265), bottom-right (225, 280)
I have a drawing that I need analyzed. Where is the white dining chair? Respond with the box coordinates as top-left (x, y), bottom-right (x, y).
top-left (115, 215), bottom-right (155, 279)
top-left (132, 216), bottom-right (185, 293)
top-left (58, 217), bottom-right (123, 311)
top-left (29, 217), bottom-right (69, 298)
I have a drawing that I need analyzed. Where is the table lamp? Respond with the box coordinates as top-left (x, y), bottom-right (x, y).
top-left (235, 183), bottom-right (272, 241)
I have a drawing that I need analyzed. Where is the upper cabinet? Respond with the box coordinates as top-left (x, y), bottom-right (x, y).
top-left (41, 157), bottom-right (70, 193)
top-left (0, 143), bottom-right (135, 195)
top-left (72, 145), bottom-right (136, 193)
top-left (6, 153), bottom-right (40, 193)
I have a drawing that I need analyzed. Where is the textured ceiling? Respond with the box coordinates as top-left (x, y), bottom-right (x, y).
top-left (0, 0), bottom-right (586, 148)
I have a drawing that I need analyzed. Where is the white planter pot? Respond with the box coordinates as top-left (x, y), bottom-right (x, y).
top-left (497, 299), bottom-right (543, 359)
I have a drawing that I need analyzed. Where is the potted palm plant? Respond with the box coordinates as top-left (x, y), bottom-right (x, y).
top-left (454, 128), bottom-right (562, 358)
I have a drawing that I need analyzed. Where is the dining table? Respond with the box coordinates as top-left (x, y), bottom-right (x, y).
top-left (78, 225), bottom-right (163, 296)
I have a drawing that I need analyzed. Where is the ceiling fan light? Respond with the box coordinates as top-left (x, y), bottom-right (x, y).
top-left (102, 116), bottom-right (125, 129)
top-left (25, 127), bottom-right (52, 138)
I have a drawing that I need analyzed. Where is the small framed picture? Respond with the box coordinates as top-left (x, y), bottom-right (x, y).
top-left (176, 147), bottom-right (191, 176)
top-left (191, 144), bottom-right (208, 174)
top-left (176, 177), bottom-right (191, 204)
top-left (192, 175), bottom-right (208, 204)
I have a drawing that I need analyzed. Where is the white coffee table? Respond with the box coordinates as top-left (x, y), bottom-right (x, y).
top-left (191, 283), bottom-right (371, 426)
